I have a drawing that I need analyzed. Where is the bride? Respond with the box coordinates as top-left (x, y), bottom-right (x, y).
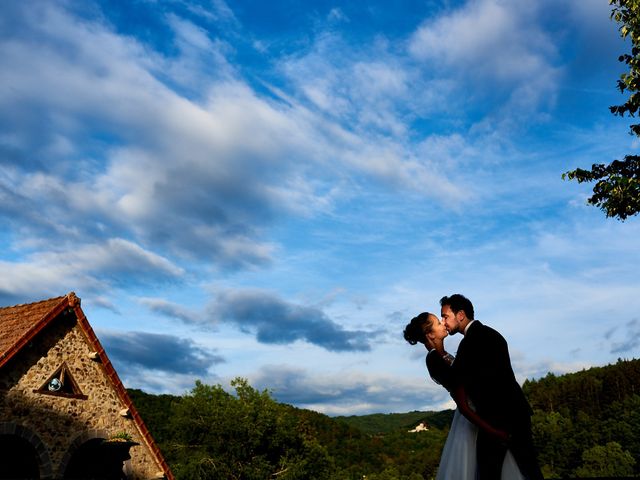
top-left (404, 312), bottom-right (525, 480)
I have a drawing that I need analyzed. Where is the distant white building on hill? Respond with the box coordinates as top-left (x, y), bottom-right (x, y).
top-left (408, 422), bottom-right (429, 433)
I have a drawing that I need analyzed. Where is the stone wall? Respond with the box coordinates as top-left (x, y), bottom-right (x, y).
top-left (0, 312), bottom-right (164, 479)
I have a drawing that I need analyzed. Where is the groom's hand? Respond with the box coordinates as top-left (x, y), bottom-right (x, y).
top-left (431, 337), bottom-right (445, 354)
top-left (424, 336), bottom-right (435, 351)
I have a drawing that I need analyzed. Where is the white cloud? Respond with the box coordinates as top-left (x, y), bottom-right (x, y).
top-left (73, 238), bottom-right (184, 277)
top-left (1, 1), bottom-right (485, 275)
top-left (248, 364), bottom-right (451, 415)
top-left (327, 8), bottom-right (348, 24)
top-left (409, 0), bottom-right (561, 118)
top-left (409, 0), bottom-right (555, 81)
top-left (210, 288), bottom-right (376, 351)
top-left (0, 5), bottom-right (308, 266)
top-left (138, 296), bottom-right (204, 325)
top-left (172, 0), bottom-right (240, 39)
top-left (281, 33), bottom-right (415, 136)
top-left (0, 0), bottom-right (637, 416)
top-left (163, 13), bottom-right (236, 93)
top-left (0, 238), bottom-right (183, 303)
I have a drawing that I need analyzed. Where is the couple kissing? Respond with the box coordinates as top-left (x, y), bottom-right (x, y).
top-left (404, 294), bottom-right (544, 480)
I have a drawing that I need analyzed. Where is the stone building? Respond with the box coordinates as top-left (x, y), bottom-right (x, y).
top-left (0, 292), bottom-right (174, 479)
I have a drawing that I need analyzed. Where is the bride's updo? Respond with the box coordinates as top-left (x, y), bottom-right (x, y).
top-left (403, 312), bottom-right (435, 345)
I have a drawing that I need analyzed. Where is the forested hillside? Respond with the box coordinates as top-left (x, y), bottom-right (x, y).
top-left (524, 358), bottom-right (640, 478)
top-left (336, 410), bottom-right (454, 435)
top-left (129, 358), bottom-right (640, 479)
top-left (129, 379), bottom-right (448, 479)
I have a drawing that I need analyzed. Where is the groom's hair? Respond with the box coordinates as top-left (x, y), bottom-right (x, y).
top-left (440, 294), bottom-right (474, 320)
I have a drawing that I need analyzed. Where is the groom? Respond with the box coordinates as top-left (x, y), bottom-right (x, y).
top-left (440, 294), bottom-right (543, 480)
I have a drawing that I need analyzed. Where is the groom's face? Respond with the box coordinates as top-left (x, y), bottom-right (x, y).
top-left (441, 304), bottom-right (463, 335)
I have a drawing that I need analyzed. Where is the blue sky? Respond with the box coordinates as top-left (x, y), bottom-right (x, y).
top-left (2, 0), bottom-right (640, 415)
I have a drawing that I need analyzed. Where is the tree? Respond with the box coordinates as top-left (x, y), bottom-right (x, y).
top-left (167, 379), bottom-right (332, 479)
top-left (573, 442), bottom-right (636, 477)
top-left (531, 410), bottom-right (582, 476)
top-left (563, 0), bottom-right (640, 220)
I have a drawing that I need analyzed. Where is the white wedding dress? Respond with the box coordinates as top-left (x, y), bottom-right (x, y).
top-left (436, 409), bottom-right (525, 480)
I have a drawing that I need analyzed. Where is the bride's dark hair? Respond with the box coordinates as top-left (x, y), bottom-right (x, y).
top-left (403, 312), bottom-right (434, 345)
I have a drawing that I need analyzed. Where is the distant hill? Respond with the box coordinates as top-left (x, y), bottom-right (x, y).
top-left (127, 357), bottom-right (640, 479)
top-left (523, 357), bottom-right (640, 416)
top-left (336, 409), bottom-right (455, 435)
top-left (523, 357), bottom-right (640, 478)
top-left (336, 358), bottom-right (640, 437)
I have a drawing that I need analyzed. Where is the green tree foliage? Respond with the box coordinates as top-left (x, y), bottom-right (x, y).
top-left (573, 442), bottom-right (636, 477)
top-left (165, 378), bottom-right (332, 479)
top-left (524, 358), bottom-right (640, 477)
top-left (531, 410), bottom-right (580, 477)
top-left (563, 0), bottom-right (640, 220)
top-left (523, 358), bottom-right (640, 415)
top-left (127, 389), bottom-right (180, 444)
top-left (131, 379), bottom-right (448, 479)
top-left (336, 410), bottom-right (454, 435)
top-left (129, 358), bottom-right (640, 479)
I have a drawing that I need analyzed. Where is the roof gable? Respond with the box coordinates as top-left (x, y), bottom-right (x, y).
top-left (0, 295), bottom-right (67, 369)
top-left (0, 292), bottom-right (174, 480)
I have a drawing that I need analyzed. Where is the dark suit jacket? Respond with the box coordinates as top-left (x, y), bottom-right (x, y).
top-left (428, 321), bottom-right (543, 479)
top-left (452, 321), bottom-right (532, 432)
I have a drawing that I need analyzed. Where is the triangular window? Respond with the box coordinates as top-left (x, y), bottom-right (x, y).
top-left (34, 362), bottom-right (87, 399)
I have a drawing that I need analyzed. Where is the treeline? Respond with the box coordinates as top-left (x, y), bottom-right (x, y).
top-left (129, 379), bottom-right (448, 479)
top-left (129, 358), bottom-right (640, 479)
top-left (523, 358), bottom-right (640, 478)
top-left (336, 410), bottom-right (454, 435)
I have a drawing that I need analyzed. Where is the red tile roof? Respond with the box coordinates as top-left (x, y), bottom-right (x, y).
top-left (0, 292), bottom-right (174, 480)
top-left (0, 295), bottom-right (68, 369)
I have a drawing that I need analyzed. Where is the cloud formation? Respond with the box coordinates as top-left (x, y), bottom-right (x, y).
top-left (0, 239), bottom-right (182, 305)
top-left (409, 0), bottom-right (561, 119)
top-left (249, 365), bottom-right (451, 415)
top-left (0, 0), bottom-right (474, 306)
top-left (0, 0), bottom-right (636, 415)
top-left (212, 289), bottom-right (375, 352)
top-left (1, 3), bottom-right (297, 265)
top-left (138, 297), bottom-right (203, 325)
top-left (610, 319), bottom-right (640, 354)
top-left (100, 330), bottom-right (224, 376)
